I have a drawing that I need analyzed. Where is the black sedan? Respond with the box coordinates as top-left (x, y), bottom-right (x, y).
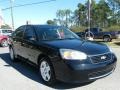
top-left (9, 25), bottom-right (117, 85)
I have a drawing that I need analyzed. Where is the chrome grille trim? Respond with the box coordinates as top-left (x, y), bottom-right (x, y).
top-left (89, 52), bottom-right (112, 64)
top-left (88, 52), bottom-right (111, 57)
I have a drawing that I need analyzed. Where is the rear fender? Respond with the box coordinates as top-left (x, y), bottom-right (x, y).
top-left (0, 36), bottom-right (8, 43)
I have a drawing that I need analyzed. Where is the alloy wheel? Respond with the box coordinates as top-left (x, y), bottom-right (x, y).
top-left (1, 40), bottom-right (8, 47)
top-left (40, 61), bottom-right (51, 81)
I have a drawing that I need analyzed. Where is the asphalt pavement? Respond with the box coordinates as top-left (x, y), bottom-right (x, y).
top-left (0, 47), bottom-right (120, 90)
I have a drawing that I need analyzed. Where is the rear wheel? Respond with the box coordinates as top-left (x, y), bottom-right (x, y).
top-left (9, 47), bottom-right (18, 62)
top-left (39, 57), bottom-right (56, 86)
top-left (103, 36), bottom-right (111, 42)
top-left (1, 39), bottom-right (8, 47)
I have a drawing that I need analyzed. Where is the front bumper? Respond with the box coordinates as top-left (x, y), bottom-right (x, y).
top-left (52, 53), bottom-right (117, 83)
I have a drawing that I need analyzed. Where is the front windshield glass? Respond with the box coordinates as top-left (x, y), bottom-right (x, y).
top-left (37, 27), bottom-right (80, 40)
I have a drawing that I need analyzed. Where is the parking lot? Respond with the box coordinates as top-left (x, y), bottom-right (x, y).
top-left (0, 47), bottom-right (120, 90)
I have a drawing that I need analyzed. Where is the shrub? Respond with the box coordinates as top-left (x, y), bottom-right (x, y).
top-left (70, 26), bottom-right (87, 32)
top-left (103, 25), bottom-right (120, 32)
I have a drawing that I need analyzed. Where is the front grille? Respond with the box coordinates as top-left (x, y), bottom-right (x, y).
top-left (90, 53), bottom-right (112, 64)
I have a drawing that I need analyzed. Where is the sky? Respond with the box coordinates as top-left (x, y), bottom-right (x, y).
top-left (0, 0), bottom-right (98, 29)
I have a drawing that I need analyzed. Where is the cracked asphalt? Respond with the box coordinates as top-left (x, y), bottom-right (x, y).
top-left (0, 47), bottom-right (120, 90)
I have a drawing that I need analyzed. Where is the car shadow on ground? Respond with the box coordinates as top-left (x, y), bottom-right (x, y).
top-left (0, 53), bottom-right (94, 89)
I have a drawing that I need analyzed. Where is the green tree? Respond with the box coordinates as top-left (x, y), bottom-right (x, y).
top-left (56, 9), bottom-right (72, 27)
top-left (46, 20), bottom-right (56, 25)
top-left (74, 3), bottom-right (86, 26)
top-left (53, 0), bottom-right (119, 31)
top-left (56, 10), bottom-right (65, 26)
top-left (64, 9), bottom-right (72, 27)
top-left (72, 0), bottom-right (112, 28)
top-left (97, 0), bottom-right (112, 27)
top-left (107, 0), bottom-right (120, 25)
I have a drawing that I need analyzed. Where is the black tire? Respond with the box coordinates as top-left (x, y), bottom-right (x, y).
top-left (39, 57), bottom-right (56, 86)
top-left (1, 39), bottom-right (8, 47)
top-left (103, 36), bottom-right (111, 42)
top-left (9, 47), bottom-right (18, 62)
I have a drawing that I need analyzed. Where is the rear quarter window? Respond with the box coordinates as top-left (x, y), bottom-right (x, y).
top-left (13, 26), bottom-right (25, 38)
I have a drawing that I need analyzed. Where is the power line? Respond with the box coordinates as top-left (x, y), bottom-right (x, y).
top-left (2, 0), bottom-right (56, 11)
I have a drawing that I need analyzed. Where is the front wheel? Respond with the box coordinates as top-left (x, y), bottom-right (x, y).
top-left (39, 57), bottom-right (56, 86)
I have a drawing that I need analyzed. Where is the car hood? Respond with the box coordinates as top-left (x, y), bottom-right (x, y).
top-left (43, 39), bottom-right (110, 55)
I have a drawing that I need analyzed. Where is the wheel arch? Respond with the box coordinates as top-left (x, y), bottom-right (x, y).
top-left (37, 54), bottom-right (50, 65)
top-left (0, 38), bottom-right (8, 47)
top-left (37, 53), bottom-right (57, 85)
top-left (103, 34), bottom-right (111, 38)
top-left (0, 38), bottom-right (7, 43)
top-left (103, 34), bottom-right (112, 42)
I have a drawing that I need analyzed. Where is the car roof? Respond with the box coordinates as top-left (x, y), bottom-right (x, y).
top-left (23, 25), bottom-right (63, 29)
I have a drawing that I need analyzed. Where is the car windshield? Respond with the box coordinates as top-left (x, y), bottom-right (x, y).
top-left (2, 30), bottom-right (12, 33)
top-left (37, 27), bottom-right (80, 40)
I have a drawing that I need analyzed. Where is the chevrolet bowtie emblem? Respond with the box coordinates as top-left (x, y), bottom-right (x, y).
top-left (101, 56), bottom-right (106, 60)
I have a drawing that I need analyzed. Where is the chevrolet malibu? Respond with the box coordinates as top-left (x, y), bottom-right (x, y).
top-left (9, 25), bottom-right (117, 85)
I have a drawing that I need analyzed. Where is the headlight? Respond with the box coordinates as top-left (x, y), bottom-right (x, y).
top-left (60, 49), bottom-right (87, 60)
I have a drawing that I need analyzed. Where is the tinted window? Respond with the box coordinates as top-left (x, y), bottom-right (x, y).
top-left (86, 28), bottom-right (99, 33)
top-left (36, 27), bottom-right (79, 40)
top-left (13, 26), bottom-right (25, 38)
top-left (92, 28), bottom-right (98, 32)
top-left (24, 26), bottom-right (36, 41)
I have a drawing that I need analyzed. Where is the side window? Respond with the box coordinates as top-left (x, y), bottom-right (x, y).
top-left (36, 27), bottom-right (47, 40)
top-left (85, 29), bottom-right (88, 32)
top-left (24, 26), bottom-right (36, 41)
top-left (90, 28), bottom-right (97, 33)
top-left (38, 29), bottom-right (44, 40)
top-left (13, 26), bottom-right (25, 38)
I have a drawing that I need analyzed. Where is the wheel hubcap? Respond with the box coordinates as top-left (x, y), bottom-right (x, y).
top-left (40, 61), bottom-right (51, 81)
top-left (2, 40), bottom-right (8, 47)
top-left (104, 38), bottom-right (109, 42)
